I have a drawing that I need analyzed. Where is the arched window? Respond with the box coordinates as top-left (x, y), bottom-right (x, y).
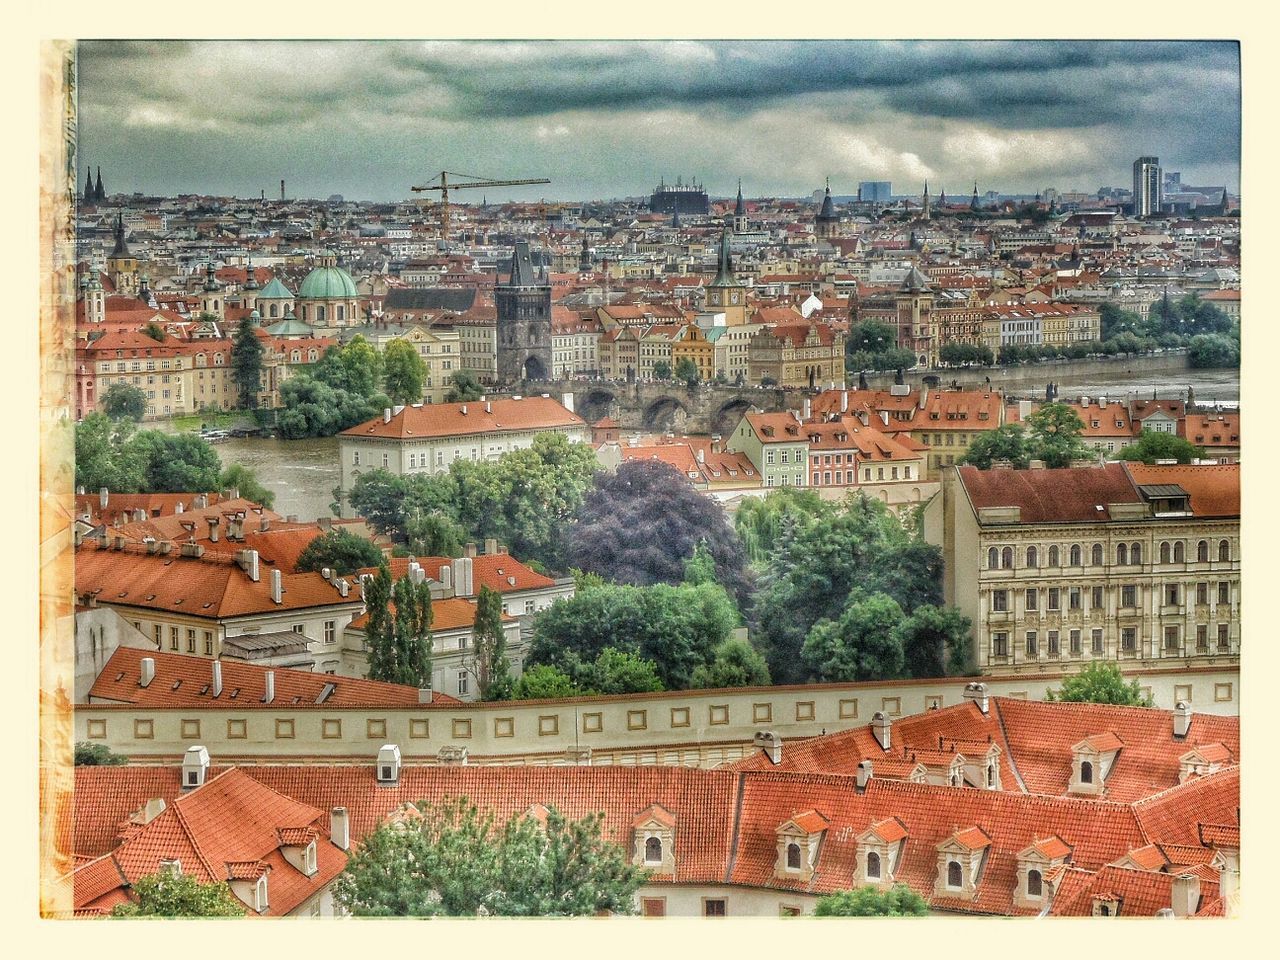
top-left (1070, 545), bottom-right (1082, 566)
top-left (1197, 540), bottom-right (1208, 562)
top-left (947, 861), bottom-right (963, 888)
top-left (1131, 542), bottom-right (1142, 564)
top-left (1027, 869), bottom-right (1043, 898)
top-left (1091, 543), bottom-right (1103, 566)
top-left (291, 350), bottom-right (301, 363)
top-left (1001, 547), bottom-right (1014, 569)
top-left (1048, 545), bottom-right (1060, 567)
top-left (1026, 546), bottom-right (1038, 568)
top-left (645, 836), bottom-right (663, 864)
top-left (867, 851), bottom-right (881, 879)
top-left (1117, 543), bottom-right (1128, 566)
top-left (1159, 541), bottom-right (1170, 564)
top-left (988, 547), bottom-right (998, 569)
top-left (300, 306), bottom-right (307, 321)
top-left (986, 764), bottom-right (995, 787)
top-left (786, 842), bottom-right (801, 870)
top-left (317, 306), bottom-right (326, 324)
top-left (1080, 760), bottom-right (1093, 784)
top-left (270, 304), bottom-right (278, 318)
top-left (1218, 539), bottom-right (1230, 562)
top-left (1174, 541), bottom-right (1185, 563)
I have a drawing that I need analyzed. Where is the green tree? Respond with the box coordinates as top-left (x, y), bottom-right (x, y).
top-left (674, 356), bottom-right (700, 386)
top-left (1114, 429), bottom-right (1204, 465)
top-left (471, 585), bottom-right (513, 700)
top-left (689, 637), bottom-right (772, 688)
top-left (101, 383), bottom-right (147, 422)
top-left (345, 469), bottom-right (410, 535)
top-left (444, 370), bottom-right (485, 403)
top-left (895, 604), bottom-right (973, 678)
top-left (733, 487), bottom-right (827, 565)
top-left (814, 884), bottom-right (929, 917)
top-left (802, 592), bottom-right (907, 682)
top-left (1024, 402), bottom-right (1090, 468)
top-left (75, 414), bottom-right (145, 493)
top-left (405, 510), bottom-right (466, 558)
top-left (217, 463), bottom-right (275, 509)
top-left (111, 872), bottom-right (246, 918)
top-left (362, 563), bottom-right (434, 688)
top-left (958, 424), bottom-right (1031, 469)
top-left (295, 529), bottom-right (384, 576)
top-left (682, 540), bottom-right (720, 586)
top-left (331, 797), bottom-right (646, 916)
top-left (513, 664), bottom-right (582, 700)
top-left (74, 741), bottom-right (126, 766)
top-left (652, 360), bottom-right (672, 380)
top-left (1047, 661), bottom-right (1154, 706)
top-left (143, 321), bottom-right (167, 343)
top-left (576, 647), bottom-right (664, 695)
top-left (381, 339), bottom-right (427, 404)
top-left (1187, 332), bottom-right (1240, 369)
top-left (130, 432), bottom-right (223, 492)
top-left (231, 317), bottom-right (264, 409)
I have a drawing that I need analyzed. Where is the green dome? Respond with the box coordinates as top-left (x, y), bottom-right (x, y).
top-left (257, 277), bottom-right (293, 300)
top-left (297, 264), bottom-right (358, 300)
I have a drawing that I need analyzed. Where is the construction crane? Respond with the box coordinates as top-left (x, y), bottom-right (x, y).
top-left (411, 170), bottom-right (551, 244)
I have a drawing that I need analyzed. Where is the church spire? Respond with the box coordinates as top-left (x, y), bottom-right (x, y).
top-left (971, 180), bottom-right (979, 211)
top-left (110, 212), bottom-right (131, 257)
top-left (243, 255), bottom-right (259, 290)
top-left (95, 166), bottom-right (104, 202)
top-left (83, 167), bottom-right (94, 203)
top-left (735, 179), bottom-right (745, 216)
top-left (922, 180), bottom-right (931, 222)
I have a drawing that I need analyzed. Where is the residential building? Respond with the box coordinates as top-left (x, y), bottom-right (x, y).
top-left (727, 412), bottom-right (809, 489)
top-left (746, 322), bottom-right (845, 389)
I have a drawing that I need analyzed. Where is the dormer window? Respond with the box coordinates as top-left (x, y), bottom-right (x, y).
top-left (947, 861), bottom-right (963, 888)
top-left (1026, 869), bottom-right (1043, 898)
top-left (1070, 734), bottom-right (1121, 795)
top-left (775, 810), bottom-right (828, 882)
top-left (305, 839), bottom-right (317, 876)
top-left (786, 842), bottom-right (802, 871)
top-left (632, 804), bottom-right (676, 874)
top-left (866, 851), bottom-right (882, 879)
top-left (645, 836), bottom-right (663, 864)
top-left (1080, 760), bottom-right (1093, 784)
top-left (256, 875), bottom-right (268, 912)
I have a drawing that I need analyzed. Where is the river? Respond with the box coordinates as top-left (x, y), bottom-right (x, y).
top-left (206, 367), bottom-right (1239, 521)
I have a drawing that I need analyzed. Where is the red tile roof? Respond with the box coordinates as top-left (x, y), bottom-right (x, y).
top-left (958, 463), bottom-right (1141, 523)
top-left (1122, 463), bottom-right (1240, 517)
top-left (341, 396), bottom-right (584, 440)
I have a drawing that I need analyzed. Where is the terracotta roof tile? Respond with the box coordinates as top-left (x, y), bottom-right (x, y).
top-left (340, 396), bottom-right (583, 441)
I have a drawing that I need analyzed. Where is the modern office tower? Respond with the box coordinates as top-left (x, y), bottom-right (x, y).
top-left (1133, 157), bottom-right (1162, 217)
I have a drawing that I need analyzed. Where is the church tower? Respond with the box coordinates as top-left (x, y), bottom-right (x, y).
top-left (733, 180), bottom-right (748, 233)
top-left (105, 212), bottom-right (139, 296)
top-left (241, 256), bottom-right (260, 314)
top-left (200, 258), bottom-right (224, 320)
top-left (921, 181), bottom-right (931, 222)
top-left (496, 241), bottom-right (552, 384)
top-left (95, 167), bottom-right (105, 202)
top-left (895, 265), bottom-right (935, 368)
top-left (971, 181), bottom-right (980, 211)
top-left (704, 229), bottom-right (747, 325)
top-left (815, 178), bottom-right (839, 239)
top-left (83, 168), bottom-right (94, 204)
top-left (85, 267), bottom-right (106, 325)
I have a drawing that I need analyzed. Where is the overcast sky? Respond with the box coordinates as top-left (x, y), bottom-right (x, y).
top-left (76, 40), bottom-right (1240, 202)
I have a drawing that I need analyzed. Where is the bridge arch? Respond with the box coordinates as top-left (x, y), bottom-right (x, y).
top-left (577, 387), bottom-right (619, 424)
top-left (642, 395), bottom-right (692, 433)
top-left (711, 396), bottom-right (756, 437)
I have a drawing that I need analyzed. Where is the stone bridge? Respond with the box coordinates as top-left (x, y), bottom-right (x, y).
top-left (519, 379), bottom-right (812, 436)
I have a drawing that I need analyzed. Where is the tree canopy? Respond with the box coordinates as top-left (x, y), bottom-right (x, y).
top-left (231, 317), bottom-right (264, 409)
top-left (74, 741), bottom-right (127, 766)
top-left (111, 872), bottom-right (246, 918)
top-left (689, 637), bottom-right (772, 689)
top-left (814, 884), bottom-right (930, 917)
top-left (276, 338), bottom-right (392, 439)
top-left (362, 562), bottom-right (434, 688)
top-left (102, 382), bottom-right (147, 422)
top-left (958, 403), bottom-right (1090, 470)
top-left (470, 585), bottom-right (514, 701)
top-left (295, 529), bottom-right (384, 576)
top-left (1114, 429), bottom-right (1204, 465)
top-left (803, 592), bottom-right (908, 683)
top-left (381, 339), bottom-right (426, 404)
top-left (331, 797), bottom-right (646, 916)
top-left (1047, 661), bottom-right (1154, 707)
top-left (444, 370), bottom-right (485, 403)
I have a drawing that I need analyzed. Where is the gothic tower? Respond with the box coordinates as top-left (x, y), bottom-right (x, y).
top-left (95, 166), bottom-right (105, 202)
top-left (105, 212), bottom-right (139, 297)
top-left (971, 181), bottom-right (980, 211)
top-left (496, 241), bottom-right (553, 384)
top-left (83, 167), bottom-right (94, 204)
top-left (815, 178), bottom-right (839, 239)
top-left (921, 181), bottom-right (931, 222)
top-left (578, 234), bottom-right (592, 274)
top-left (733, 180), bottom-right (747, 233)
top-left (704, 228), bottom-right (746, 325)
top-left (895, 265), bottom-right (935, 368)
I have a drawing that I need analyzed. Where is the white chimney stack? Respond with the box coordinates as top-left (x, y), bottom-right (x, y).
top-left (100, 486), bottom-right (109, 509)
top-left (182, 745), bottom-right (210, 790)
top-left (263, 670), bottom-right (275, 704)
top-left (270, 569), bottom-right (283, 604)
top-left (802, 398), bottom-right (812, 420)
top-left (440, 564), bottom-right (454, 594)
top-left (207, 516), bottom-right (219, 543)
top-left (212, 660), bottom-right (223, 697)
top-left (753, 730), bottom-right (782, 765)
top-left (872, 711), bottom-right (891, 751)
top-left (1173, 700), bottom-right (1192, 738)
top-left (562, 392), bottom-right (575, 413)
top-left (330, 807), bottom-right (350, 851)
top-left (1171, 873), bottom-right (1200, 917)
top-left (338, 578), bottom-right (350, 598)
top-left (856, 759), bottom-right (873, 791)
top-left (383, 408), bottom-right (392, 423)
top-left (963, 681), bottom-right (990, 715)
top-left (140, 657), bottom-right (155, 688)
top-left (418, 687), bottom-right (432, 704)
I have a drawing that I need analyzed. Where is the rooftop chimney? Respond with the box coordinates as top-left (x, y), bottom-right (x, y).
top-left (963, 681), bottom-right (990, 715)
top-left (1171, 873), bottom-right (1200, 917)
top-left (263, 670), bottom-right (275, 704)
top-left (383, 408), bottom-right (392, 423)
top-left (338, 578), bottom-right (350, 598)
top-left (259, 516), bottom-right (270, 532)
top-left (872, 711), bottom-right (891, 751)
top-left (841, 392), bottom-right (849, 413)
top-left (802, 398), bottom-right (812, 420)
top-left (418, 687), bottom-right (432, 704)
top-left (562, 392), bottom-right (575, 413)
top-left (140, 657), bottom-right (155, 688)
top-left (181, 745), bottom-right (210, 790)
top-left (1173, 700), bottom-right (1192, 739)
top-left (270, 568), bottom-right (283, 604)
top-left (753, 730), bottom-right (782, 765)
top-left (206, 516), bottom-right (219, 543)
top-left (238, 549), bottom-right (260, 582)
top-left (141, 797), bottom-right (167, 825)
top-left (856, 759), bottom-right (873, 791)
top-left (212, 660), bottom-right (223, 698)
top-left (330, 807), bottom-right (350, 851)
top-left (464, 542), bottom-right (477, 559)
top-left (697, 448), bottom-right (705, 464)
top-left (100, 486), bottom-right (109, 510)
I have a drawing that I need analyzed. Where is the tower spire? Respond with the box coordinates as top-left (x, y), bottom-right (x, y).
top-left (95, 166), bottom-right (104, 201)
top-left (83, 167), bottom-right (94, 203)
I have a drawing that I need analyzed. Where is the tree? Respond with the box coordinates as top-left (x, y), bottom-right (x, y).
top-left (674, 356), bottom-right (700, 386)
top-left (1187, 333), bottom-right (1240, 369)
top-left (576, 647), bottom-right (664, 695)
top-left (1114, 430), bottom-right (1204, 465)
top-left (130, 432), bottom-right (223, 492)
top-left (295, 529), bottom-right (384, 576)
top-left (444, 370), bottom-right (485, 403)
top-left (1024, 402), bottom-right (1090, 468)
top-left (958, 425), bottom-right (1030, 469)
top-left (1047, 661), bottom-right (1154, 706)
top-left (331, 797), bottom-right (646, 916)
top-left (362, 562), bottom-right (434, 688)
top-left (814, 884), bottom-right (929, 917)
top-left (894, 604), bottom-right (973, 678)
top-left (405, 510), bottom-right (466, 558)
top-left (277, 374), bottom-right (389, 439)
top-left (217, 463), bottom-right (275, 509)
top-left (689, 637), bottom-right (772, 688)
top-left (652, 360), bottom-right (672, 380)
top-left (733, 487), bottom-right (828, 564)
top-left (231, 317), bottom-right (264, 409)
top-left (568, 459), bottom-right (750, 604)
top-left (111, 872), bottom-right (246, 918)
top-left (382, 339), bottom-right (426, 404)
top-left (101, 383), bottom-right (147, 422)
top-left (513, 664), bottom-right (582, 700)
top-left (74, 741), bottom-right (126, 766)
top-left (75, 414), bottom-right (144, 493)
top-left (802, 592), bottom-right (907, 682)
top-left (143, 321), bottom-right (167, 343)
top-left (470, 585), bottom-right (513, 701)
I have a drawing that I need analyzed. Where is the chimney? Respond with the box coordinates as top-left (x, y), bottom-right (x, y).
top-left (140, 657), bottom-right (155, 688)
top-left (212, 660), bottom-right (223, 698)
top-left (263, 670), bottom-right (275, 704)
top-left (207, 516), bottom-right (219, 543)
top-left (99, 486), bottom-right (109, 509)
top-left (181, 745), bottom-right (210, 790)
top-left (392, 405), bottom-right (406, 417)
top-left (856, 759), bottom-right (873, 791)
top-left (753, 730), bottom-right (782, 765)
top-left (880, 410), bottom-right (890, 426)
top-left (802, 398), bottom-right (812, 420)
top-left (330, 807), bottom-right (350, 851)
top-left (711, 434), bottom-right (722, 453)
top-left (418, 687), bottom-right (432, 704)
top-left (463, 557), bottom-right (474, 596)
top-left (919, 386), bottom-right (929, 411)
top-left (841, 391), bottom-right (849, 412)
top-left (175, 501), bottom-right (184, 514)
top-left (872, 711), bottom-right (891, 751)
top-left (697, 448), bottom-right (705, 463)
top-left (318, 517), bottom-right (333, 533)
top-left (460, 404), bottom-right (467, 415)
top-left (321, 567), bottom-right (332, 582)
top-left (270, 568), bottom-right (283, 604)
top-left (141, 797), bottom-right (167, 825)
top-left (338, 578), bottom-right (350, 598)
top-left (484, 537), bottom-right (498, 555)
top-left (1171, 873), bottom-right (1200, 917)
top-left (259, 516), bottom-right (270, 532)
top-left (440, 564), bottom-right (454, 595)
top-left (1173, 700), bottom-right (1192, 739)
top-left (465, 542), bottom-right (477, 559)
top-left (376, 744), bottom-right (402, 784)
top-left (238, 549), bottom-right (260, 582)
top-left (383, 408), bottom-right (392, 423)
top-left (194, 493), bottom-right (208, 509)
top-left (485, 401), bottom-right (492, 414)
top-left (562, 392), bottom-right (575, 413)
top-left (963, 681), bottom-right (990, 715)
top-left (1098, 396), bottom-right (1108, 409)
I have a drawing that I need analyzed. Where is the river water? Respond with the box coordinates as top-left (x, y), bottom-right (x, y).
top-left (207, 368), bottom-right (1239, 522)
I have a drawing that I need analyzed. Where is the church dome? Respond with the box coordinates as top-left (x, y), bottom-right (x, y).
top-left (297, 261), bottom-right (357, 300)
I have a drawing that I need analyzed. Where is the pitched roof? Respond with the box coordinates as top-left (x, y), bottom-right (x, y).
top-left (1122, 463), bottom-right (1240, 518)
top-left (957, 463), bottom-right (1142, 524)
top-left (340, 396), bottom-right (584, 441)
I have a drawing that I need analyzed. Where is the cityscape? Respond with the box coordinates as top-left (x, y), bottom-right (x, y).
top-left (44, 39), bottom-right (1241, 922)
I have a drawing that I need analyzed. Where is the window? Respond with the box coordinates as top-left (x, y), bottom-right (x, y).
top-left (703, 899), bottom-right (727, 917)
top-left (1197, 540), bottom-right (1209, 563)
top-left (1091, 629), bottom-right (1103, 654)
top-left (786, 842), bottom-right (802, 870)
top-left (1217, 581), bottom-right (1230, 605)
top-left (1173, 541), bottom-right (1185, 563)
top-left (457, 672), bottom-right (469, 696)
top-left (1218, 539), bottom-right (1230, 562)
top-left (1048, 545), bottom-right (1060, 566)
top-left (642, 898), bottom-right (666, 917)
top-left (1025, 631), bottom-right (1038, 656)
top-left (1069, 630), bottom-right (1082, 655)
top-left (1027, 869), bottom-right (1043, 898)
top-left (169, 626), bottom-right (178, 651)
top-left (1025, 589), bottom-right (1037, 611)
top-left (203, 631), bottom-right (213, 656)
top-left (1069, 588), bottom-right (1082, 611)
top-left (1026, 545), bottom-right (1038, 568)
top-left (645, 837), bottom-right (663, 864)
top-left (1047, 588), bottom-right (1060, 611)
top-left (1090, 586), bottom-right (1103, 609)
top-left (1160, 541), bottom-right (1171, 564)
top-left (1048, 631), bottom-right (1060, 656)
top-left (947, 861), bottom-right (963, 889)
top-left (992, 590), bottom-right (1008, 612)
top-left (1196, 582), bottom-right (1208, 605)
top-left (992, 633), bottom-right (1008, 658)
top-left (1122, 628), bottom-right (1136, 652)
top-left (1069, 545), bottom-right (1081, 567)
top-left (1091, 543), bottom-right (1103, 566)
top-left (186, 629), bottom-right (196, 653)
top-left (1129, 542), bottom-right (1141, 565)
top-left (1164, 626), bottom-right (1180, 652)
top-left (987, 547), bottom-right (998, 569)
top-left (153, 624), bottom-right (162, 648)
top-left (1001, 546), bottom-right (1013, 569)
top-left (1196, 625), bottom-right (1208, 652)
top-left (1080, 760), bottom-right (1093, 784)
top-left (382, 453), bottom-right (389, 469)
top-left (324, 620), bottom-right (336, 644)
top-left (1121, 585), bottom-right (1136, 608)
top-left (1165, 584), bottom-right (1180, 606)
top-left (1217, 624), bottom-right (1230, 651)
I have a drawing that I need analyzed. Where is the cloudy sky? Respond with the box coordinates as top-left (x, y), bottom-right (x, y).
top-left (77, 40), bottom-right (1240, 202)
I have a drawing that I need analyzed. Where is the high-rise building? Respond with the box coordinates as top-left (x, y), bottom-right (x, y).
top-left (1133, 156), bottom-right (1162, 217)
top-left (858, 181), bottom-right (892, 203)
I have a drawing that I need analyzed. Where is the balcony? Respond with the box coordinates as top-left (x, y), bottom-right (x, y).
top-left (1159, 605), bottom-right (1186, 617)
